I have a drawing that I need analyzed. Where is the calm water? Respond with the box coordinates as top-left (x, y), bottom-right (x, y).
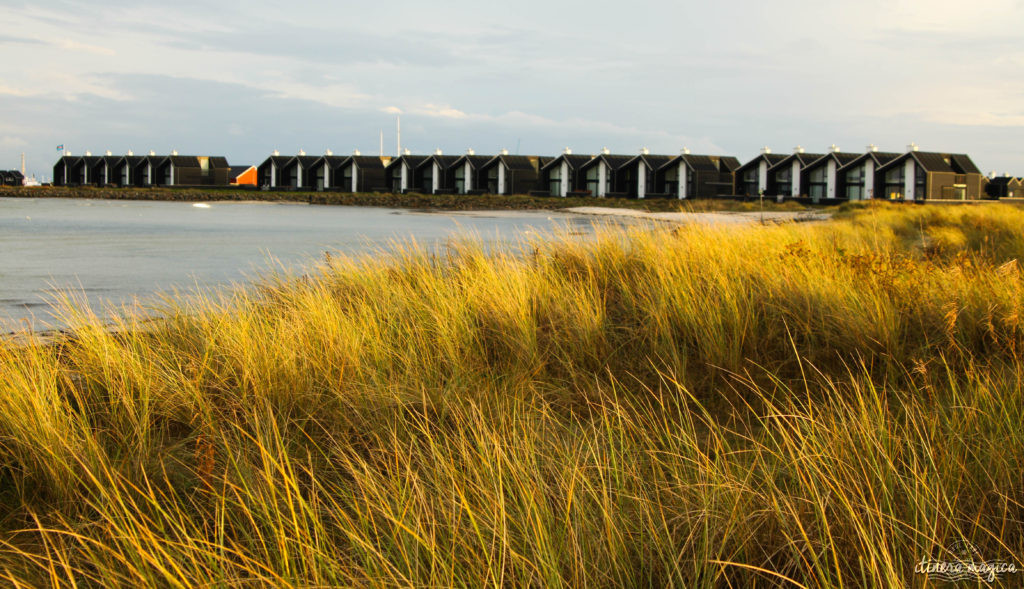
top-left (0, 198), bottom-right (614, 331)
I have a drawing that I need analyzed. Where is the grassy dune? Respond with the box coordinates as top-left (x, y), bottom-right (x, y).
top-left (0, 202), bottom-right (1022, 586)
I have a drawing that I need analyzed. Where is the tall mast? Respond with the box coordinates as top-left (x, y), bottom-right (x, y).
top-left (396, 115), bottom-right (401, 157)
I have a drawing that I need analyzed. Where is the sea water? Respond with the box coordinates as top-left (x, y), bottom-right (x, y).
top-left (0, 197), bottom-right (617, 331)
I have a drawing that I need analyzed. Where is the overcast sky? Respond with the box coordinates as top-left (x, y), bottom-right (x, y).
top-left (2, 0), bottom-right (1023, 179)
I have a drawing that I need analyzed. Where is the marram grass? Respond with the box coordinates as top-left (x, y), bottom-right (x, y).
top-left (0, 202), bottom-right (1022, 587)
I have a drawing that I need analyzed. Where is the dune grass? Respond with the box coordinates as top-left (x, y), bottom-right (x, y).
top-left (0, 201), bottom-right (1022, 586)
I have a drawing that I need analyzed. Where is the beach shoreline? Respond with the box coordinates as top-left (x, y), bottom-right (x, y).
top-left (0, 185), bottom-right (820, 213)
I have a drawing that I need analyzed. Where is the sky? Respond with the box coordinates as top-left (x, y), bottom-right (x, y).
top-left (1, 0), bottom-right (1023, 180)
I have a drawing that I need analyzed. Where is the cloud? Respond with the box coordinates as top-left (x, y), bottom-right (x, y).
top-left (0, 136), bottom-right (28, 148)
top-left (412, 104), bottom-right (469, 119)
top-left (0, 34), bottom-right (48, 45)
top-left (2, 1), bottom-right (1024, 176)
top-left (58, 39), bottom-right (116, 56)
top-left (0, 85), bottom-right (33, 97)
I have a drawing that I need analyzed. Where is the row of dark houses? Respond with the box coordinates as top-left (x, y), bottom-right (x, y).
top-left (0, 170), bottom-right (25, 186)
top-left (51, 152), bottom-right (253, 187)
top-left (53, 144), bottom-right (1006, 201)
top-left (255, 148), bottom-right (746, 199)
top-left (733, 144), bottom-right (988, 201)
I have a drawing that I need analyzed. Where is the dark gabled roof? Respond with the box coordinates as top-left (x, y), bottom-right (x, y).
top-left (578, 154), bottom-right (635, 172)
top-left (418, 154), bottom-right (461, 170)
top-left (169, 155), bottom-right (201, 167)
top-left (481, 154), bottom-right (548, 173)
top-left (663, 154), bottom-right (740, 173)
top-left (315, 155), bottom-right (350, 169)
top-left (207, 156), bottom-right (230, 168)
top-left (117, 155), bottom-right (148, 168)
top-left (627, 154), bottom-right (674, 171)
top-left (718, 156), bottom-right (741, 172)
top-left (257, 154), bottom-right (292, 169)
top-left (450, 154), bottom-right (493, 169)
top-left (541, 153), bottom-right (595, 171)
top-left (837, 151), bottom-right (902, 172)
top-left (736, 153), bottom-right (788, 172)
top-left (686, 155), bottom-right (723, 173)
top-left (386, 155), bottom-right (429, 170)
top-left (877, 151), bottom-right (982, 175)
top-left (228, 165), bottom-right (255, 178)
top-left (803, 151), bottom-right (861, 171)
top-left (949, 154), bottom-right (981, 175)
top-left (988, 176), bottom-right (1024, 186)
top-left (284, 155), bottom-right (321, 168)
top-left (347, 155), bottom-right (390, 170)
top-left (768, 152), bottom-right (825, 172)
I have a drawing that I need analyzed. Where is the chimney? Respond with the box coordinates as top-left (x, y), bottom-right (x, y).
top-left (353, 149), bottom-right (361, 156)
top-left (563, 147), bottom-right (573, 155)
top-left (434, 148), bottom-right (443, 155)
top-left (127, 150), bottom-right (133, 156)
top-left (325, 149), bottom-right (333, 156)
top-left (601, 147), bottom-right (610, 155)
top-left (149, 150), bottom-right (156, 156)
top-left (793, 145), bottom-right (804, 154)
top-left (298, 149), bottom-right (305, 156)
top-left (760, 146), bottom-right (772, 155)
top-left (907, 142), bottom-right (919, 152)
top-left (829, 144), bottom-right (840, 153)
top-left (85, 151), bottom-right (92, 156)
top-left (273, 149), bottom-right (280, 156)
top-left (171, 150), bottom-right (178, 156)
top-left (466, 148), bottom-right (475, 156)
top-left (105, 150), bottom-right (112, 156)
top-left (640, 147), bottom-right (650, 155)
top-left (867, 144), bottom-right (878, 152)
top-left (500, 148), bottom-right (509, 156)
top-left (403, 148), bottom-right (411, 155)
top-left (681, 147), bottom-right (691, 155)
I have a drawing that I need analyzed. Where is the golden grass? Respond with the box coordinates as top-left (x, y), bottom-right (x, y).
top-left (0, 201), bottom-right (1022, 586)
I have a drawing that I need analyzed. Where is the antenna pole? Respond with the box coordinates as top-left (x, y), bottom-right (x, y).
top-left (21, 152), bottom-right (25, 175)
top-left (396, 115), bottom-right (402, 157)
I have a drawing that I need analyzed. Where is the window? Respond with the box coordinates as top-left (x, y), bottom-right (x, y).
top-left (775, 167), bottom-right (792, 195)
top-left (585, 165), bottom-right (601, 195)
top-left (741, 168), bottom-right (758, 195)
top-left (663, 165), bottom-right (678, 195)
top-left (419, 166), bottom-right (433, 192)
top-left (884, 165), bottom-right (904, 199)
top-left (487, 166), bottom-right (499, 193)
top-left (808, 165), bottom-right (827, 198)
top-left (454, 165), bottom-right (465, 194)
top-left (845, 165), bottom-right (865, 199)
top-left (548, 166), bottom-right (561, 195)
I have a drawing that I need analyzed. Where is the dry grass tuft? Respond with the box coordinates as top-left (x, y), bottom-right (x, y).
top-left (0, 201), bottom-right (1022, 586)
